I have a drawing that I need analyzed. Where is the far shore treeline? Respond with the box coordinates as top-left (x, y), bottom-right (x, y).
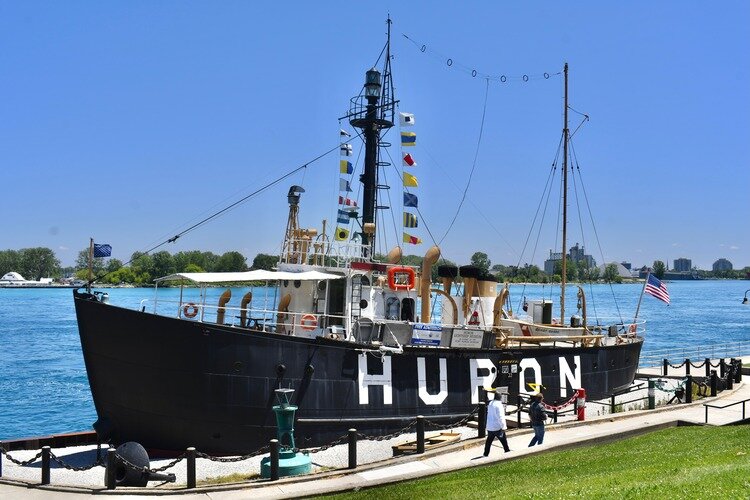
top-left (0, 248), bottom-right (748, 285)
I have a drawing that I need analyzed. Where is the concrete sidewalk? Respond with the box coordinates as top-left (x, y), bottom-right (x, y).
top-left (1, 358), bottom-right (747, 499)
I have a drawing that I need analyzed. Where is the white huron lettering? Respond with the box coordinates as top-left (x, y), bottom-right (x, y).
top-left (358, 353), bottom-right (392, 405)
top-left (519, 358), bottom-right (542, 395)
top-left (417, 357), bottom-right (448, 405)
top-left (469, 358), bottom-right (495, 404)
top-left (558, 355), bottom-right (581, 397)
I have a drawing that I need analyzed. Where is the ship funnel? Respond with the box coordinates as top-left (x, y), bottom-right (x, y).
top-left (420, 246), bottom-right (441, 322)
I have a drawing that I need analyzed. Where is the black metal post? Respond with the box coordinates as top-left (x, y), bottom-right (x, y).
top-left (705, 405), bottom-right (709, 424)
top-left (517, 395), bottom-right (523, 428)
top-left (416, 416), bottom-right (425, 454)
top-left (705, 358), bottom-right (711, 378)
top-left (41, 446), bottom-right (50, 485)
top-left (186, 447), bottom-right (196, 489)
top-left (685, 375), bottom-right (693, 404)
top-left (106, 448), bottom-right (116, 490)
top-left (726, 366), bottom-right (734, 390)
top-left (348, 429), bottom-right (357, 469)
top-left (270, 439), bottom-right (279, 481)
top-left (733, 359), bottom-right (741, 383)
top-left (553, 408), bottom-right (558, 423)
top-left (477, 402), bottom-right (486, 439)
top-left (610, 395), bottom-right (616, 414)
top-left (1, 444), bottom-right (3, 478)
top-left (648, 380), bottom-right (655, 409)
top-left (720, 359), bottom-right (726, 378)
top-left (710, 370), bottom-right (717, 397)
top-left (685, 358), bottom-right (691, 376)
top-left (663, 359), bottom-right (668, 376)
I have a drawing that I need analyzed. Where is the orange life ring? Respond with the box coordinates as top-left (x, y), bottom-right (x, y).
top-left (300, 313), bottom-right (318, 331)
top-left (387, 266), bottom-right (416, 291)
top-left (183, 303), bottom-right (199, 318)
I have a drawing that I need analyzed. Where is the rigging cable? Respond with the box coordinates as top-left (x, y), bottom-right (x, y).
top-left (569, 140), bottom-right (624, 323)
top-left (513, 135), bottom-right (563, 312)
top-left (438, 78), bottom-right (491, 245)
top-left (87, 138), bottom-right (354, 286)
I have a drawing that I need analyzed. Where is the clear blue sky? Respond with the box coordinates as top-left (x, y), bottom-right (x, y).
top-left (1, 2), bottom-right (748, 271)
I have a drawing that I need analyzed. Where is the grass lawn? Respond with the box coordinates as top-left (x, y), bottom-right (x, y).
top-left (321, 426), bottom-right (750, 499)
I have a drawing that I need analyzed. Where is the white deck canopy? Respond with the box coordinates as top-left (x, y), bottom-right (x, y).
top-left (155, 269), bottom-right (343, 284)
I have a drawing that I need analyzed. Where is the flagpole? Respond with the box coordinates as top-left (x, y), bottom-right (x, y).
top-left (88, 238), bottom-right (94, 294)
top-left (633, 272), bottom-right (649, 324)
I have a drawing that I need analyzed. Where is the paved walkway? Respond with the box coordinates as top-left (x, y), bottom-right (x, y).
top-left (1, 357), bottom-right (747, 499)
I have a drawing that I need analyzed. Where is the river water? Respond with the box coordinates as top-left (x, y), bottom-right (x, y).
top-left (1, 281), bottom-right (748, 440)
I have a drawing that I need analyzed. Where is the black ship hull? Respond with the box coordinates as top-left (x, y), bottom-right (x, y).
top-left (74, 293), bottom-right (643, 455)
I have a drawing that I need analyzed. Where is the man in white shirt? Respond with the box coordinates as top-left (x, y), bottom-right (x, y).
top-left (483, 387), bottom-right (510, 456)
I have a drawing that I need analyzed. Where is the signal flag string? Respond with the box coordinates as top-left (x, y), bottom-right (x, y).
top-left (402, 33), bottom-right (562, 83)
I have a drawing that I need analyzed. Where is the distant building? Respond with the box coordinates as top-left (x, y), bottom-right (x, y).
top-left (673, 258), bottom-right (692, 272)
top-left (621, 262), bottom-right (631, 271)
top-left (543, 243), bottom-right (596, 275)
top-left (713, 258), bottom-right (733, 272)
top-left (598, 262), bottom-right (632, 279)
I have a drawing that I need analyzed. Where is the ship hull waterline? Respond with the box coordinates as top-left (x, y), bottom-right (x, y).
top-left (74, 294), bottom-right (643, 455)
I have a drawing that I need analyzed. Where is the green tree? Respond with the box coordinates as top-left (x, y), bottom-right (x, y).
top-left (470, 252), bottom-right (491, 275)
top-left (184, 263), bottom-right (205, 273)
top-left (251, 253), bottom-right (278, 270)
top-left (216, 251), bottom-right (247, 272)
top-left (0, 250), bottom-right (21, 277)
top-left (652, 260), bottom-right (666, 280)
top-left (75, 248), bottom-right (106, 275)
top-left (106, 259), bottom-right (124, 273)
top-left (151, 251), bottom-right (175, 279)
top-left (603, 263), bottom-right (620, 283)
top-left (19, 247), bottom-right (60, 280)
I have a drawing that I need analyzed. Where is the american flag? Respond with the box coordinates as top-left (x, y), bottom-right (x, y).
top-left (645, 274), bottom-right (670, 304)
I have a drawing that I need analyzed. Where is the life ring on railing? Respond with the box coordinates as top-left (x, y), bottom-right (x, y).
top-left (183, 303), bottom-right (199, 318)
top-left (387, 266), bottom-right (416, 291)
top-left (300, 314), bottom-right (318, 331)
top-left (628, 323), bottom-right (637, 334)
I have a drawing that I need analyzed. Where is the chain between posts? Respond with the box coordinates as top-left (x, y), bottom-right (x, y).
top-left (50, 451), bottom-right (104, 471)
top-left (114, 451), bottom-right (186, 474)
top-left (0, 446), bottom-right (43, 467)
top-left (196, 445), bottom-right (269, 463)
top-left (667, 360), bottom-right (687, 369)
top-left (542, 392), bottom-right (579, 411)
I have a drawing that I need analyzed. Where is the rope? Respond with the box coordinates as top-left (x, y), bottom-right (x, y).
top-left (438, 78), bottom-right (490, 246)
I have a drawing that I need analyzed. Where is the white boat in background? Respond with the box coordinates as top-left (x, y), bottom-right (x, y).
top-left (0, 272), bottom-right (55, 287)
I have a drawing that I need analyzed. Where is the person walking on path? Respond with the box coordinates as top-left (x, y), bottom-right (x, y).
top-left (483, 388), bottom-right (510, 456)
top-left (528, 392), bottom-right (547, 447)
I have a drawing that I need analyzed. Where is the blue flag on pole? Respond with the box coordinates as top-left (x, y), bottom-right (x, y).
top-left (93, 243), bottom-right (112, 258)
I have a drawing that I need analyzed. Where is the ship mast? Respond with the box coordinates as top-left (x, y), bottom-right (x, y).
top-left (348, 18), bottom-right (396, 256)
top-left (560, 62), bottom-right (569, 322)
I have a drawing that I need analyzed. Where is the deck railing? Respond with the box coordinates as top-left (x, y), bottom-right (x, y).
top-left (639, 340), bottom-right (750, 368)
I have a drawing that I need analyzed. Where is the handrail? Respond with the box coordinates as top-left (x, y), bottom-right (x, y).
top-left (704, 398), bottom-right (749, 424)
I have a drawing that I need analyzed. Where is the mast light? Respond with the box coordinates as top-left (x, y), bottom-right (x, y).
top-left (365, 68), bottom-right (381, 98)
